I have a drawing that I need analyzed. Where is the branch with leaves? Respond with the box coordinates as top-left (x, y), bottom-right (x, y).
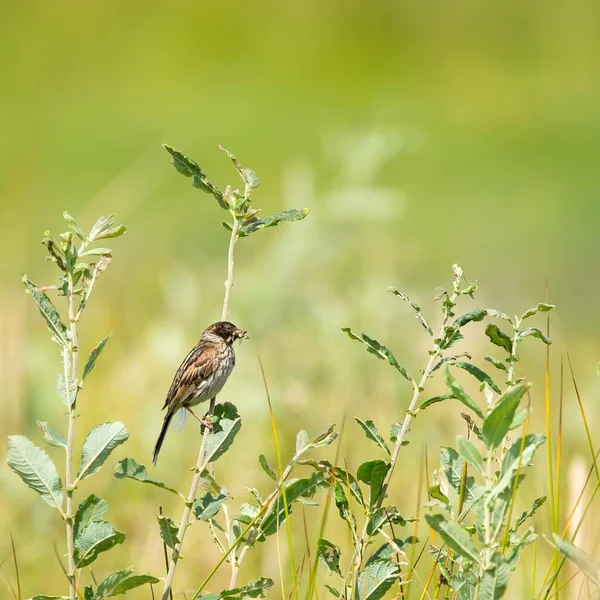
top-left (7, 213), bottom-right (157, 600)
top-left (114, 144), bottom-right (311, 600)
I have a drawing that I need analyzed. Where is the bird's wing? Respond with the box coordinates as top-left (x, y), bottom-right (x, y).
top-left (161, 342), bottom-right (217, 410)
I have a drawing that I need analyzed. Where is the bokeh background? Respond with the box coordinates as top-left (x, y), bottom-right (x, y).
top-left (1, 1), bottom-right (600, 598)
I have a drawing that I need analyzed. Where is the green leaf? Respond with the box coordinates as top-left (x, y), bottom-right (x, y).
top-left (509, 406), bottom-right (530, 431)
top-left (485, 324), bottom-right (513, 354)
top-left (493, 434), bottom-right (545, 495)
top-left (57, 372), bottom-right (77, 407)
top-left (478, 554), bottom-right (510, 600)
top-left (93, 224), bottom-right (127, 241)
top-left (296, 430), bottom-right (310, 454)
top-left (89, 215), bottom-right (116, 240)
top-left (30, 596), bottom-right (69, 600)
top-left (482, 384), bottom-right (527, 449)
top-left (114, 457), bottom-right (179, 494)
top-left (78, 422), bottom-right (129, 481)
top-left (158, 514), bottom-right (179, 549)
top-left (356, 559), bottom-right (400, 600)
top-left (553, 534), bottom-right (600, 585)
top-left (424, 514), bottom-right (479, 564)
top-left (258, 454), bottom-right (277, 480)
top-left (210, 577), bottom-right (274, 600)
top-left (443, 369), bottom-right (484, 419)
top-left (484, 356), bottom-right (508, 372)
top-left (83, 335), bottom-right (111, 381)
top-left (310, 425), bottom-right (338, 448)
top-left (367, 506), bottom-right (407, 535)
top-left (518, 327), bottom-right (552, 345)
top-left (453, 308), bottom-right (488, 328)
top-left (218, 145), bottom-right (261, 190)
top-left (428, 485), bottom-right (450, 505)
top-left (325, 585), bottom-right (341, 598)
top-left (22, 276), bottom-right (69, 346)
top-left (6, 435), bottom-right (63, 508)
top-left (163, 144), bottom-right (227, 210)
top-left (63, 211), bottom-right (84, 240)
top-left (261, 473), bottom-right (324, 536)
top-left (244, 208), bottom-right (310, 234)
top-left (94, 568), bottom-right (134, 599)
top-left (317, 538), bottom-right (342, 575)
top-left (354, 418), bottom-right (390, 456)
top-left (342, 328), bottom-right (413, 382)
top-left (332, 467), bottom-right (365, 507)
top-left (439, 326), bottom-right (464, 350)
top-left (37, 421), bottom-right (67, 449)
top-left (204, 402), bottom-right (242, 463)
top-left (194, 492), bottom-right (227, 521)
top-left (521, 303), bottom-right (554, 320)
top-left (456, 436), bottom-right (484, 473)
top-left (357, 460), bottom-right (391, 508)
top-left (74, 495), bottom-right (110, 539)
top-left (108, 574), bottom-right (159, 596)
top-left (515, 496), bottom-right (546, 529)
top-left (420, 394), bottom-right (455, 410)
top-left (454, 362), bottom-right (501, 394)
top-left (74, 521), bottom-right (125, 567)
top-left (387, 287), bottom-right (433, 335)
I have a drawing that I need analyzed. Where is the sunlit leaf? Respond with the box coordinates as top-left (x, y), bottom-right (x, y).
top-left (158, 514), bottom-right (179, 549)
top-left (518, 327), bottom-right (552, 345)
top-left (553, 535), bottom-right (600, 585)
top-left (443, 369), bottom-right (484, 418)
top-left (521, 303), bottom-right (554, 320)
top-left (83, 335), bottom-right (111, 381)
top-left (244, 208), bottom-right (310, 234)
top-left (425, 514), bottom-right (479, 564)
top-left (37, 421), bottom-right (67, 449)
top-left (354, 418), bottom-right (390, 456)
top-left (194, 492), bottom-right (228, 521)
top-left (342, 328), bottom-right (413, 382)
top-left (456, 436), bottom-right (484, 473)
top-left (74, 494), bottom-right (110, 539)
top-left (484, 356), bottom-right (508, 373)
top-left (357, 460), bottom-right (390, 508)
top-left (6, 435), bottom-right (63, 508)
top-left (258, 454), bottom-right (277, 480)
top-left (22, 276), bottom-right (69, 346)
top-left (204, 402), bottom-right (242, 463)
top-left (387, 287), bottom-right (433, 335)
top-left (479, 554), bottom-right (510, 600)
top-left (356, 559), bottom-right (400, 600)
top-left (454, 362), bottom-right (501, 394)
top-left (78, 422), bottom-right (129, 481)
top-left (482, 385), bottom-right (527, 449)
top-left (114, 457), bottom-right (178, 495)
top-left (74, 521), bottom-right (125, 567)
top-left (485, 324), bottom-right (513, 354)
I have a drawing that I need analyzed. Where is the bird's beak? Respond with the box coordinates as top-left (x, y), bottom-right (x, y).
top-left (236, 328), bottom-right (249, 341)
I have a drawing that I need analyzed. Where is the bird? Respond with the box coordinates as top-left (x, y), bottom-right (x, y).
top-left (153, 320), bottom-right (248, 465)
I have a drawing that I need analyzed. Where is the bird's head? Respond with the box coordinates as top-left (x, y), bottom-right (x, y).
top-left (205, 321), bottom-right (249, 345)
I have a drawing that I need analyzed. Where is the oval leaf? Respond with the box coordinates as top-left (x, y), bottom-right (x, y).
top-left (424, 513), bottom-right (479, 564)
top-left (83, 335), bottom-right (111, 381)
top-left (354, 418), bottom-right (390, 456)
top-left (7, 435), bottom-right (63, 508)
top-left (443, 368), bottom-right (484, 419)
top-left (482, 384), bottom-right (527, 450)
top-left (114, 457), bottom-right (178, 495)
top-left (204, 403), bottom-right (242, 463)
top-left (356, 559), bottom-right (400, 600)
top-left (78, 422), bottom-right (129, 481)
top-left (74, 521), bottom-right (125, 567)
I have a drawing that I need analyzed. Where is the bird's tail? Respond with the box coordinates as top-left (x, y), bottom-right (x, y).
top-left (153, 409), bottom-right (175, 465)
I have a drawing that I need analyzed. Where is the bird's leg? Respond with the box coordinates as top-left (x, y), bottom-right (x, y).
top-left (186, 407), bottom-right (214, 431)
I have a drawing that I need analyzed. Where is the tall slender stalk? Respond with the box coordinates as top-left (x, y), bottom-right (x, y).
top-left (161, 217), bottom-right (240, 600)
top-left (343, 286), bottom-right (461, 596)
top-left (65, 271), bottom-right (79, 600)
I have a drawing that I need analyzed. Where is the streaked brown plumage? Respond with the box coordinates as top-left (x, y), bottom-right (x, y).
top-left (153, 321), bottom-right (248, 464)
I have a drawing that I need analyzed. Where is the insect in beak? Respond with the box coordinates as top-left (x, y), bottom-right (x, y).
top-left (236, 329), bottom-right (249, 341)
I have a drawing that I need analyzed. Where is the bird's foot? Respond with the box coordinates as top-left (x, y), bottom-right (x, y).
top-left (186, 407), bottom-right (214, 431)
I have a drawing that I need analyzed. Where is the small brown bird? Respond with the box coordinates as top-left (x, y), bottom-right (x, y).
top-left (153, 321), bottom-right (248, 464)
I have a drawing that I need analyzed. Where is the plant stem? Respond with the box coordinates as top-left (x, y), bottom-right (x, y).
top-left (65, 272), bottom-right (79, 600)
top-left (162, 215), bottom-right (240, 600)
top-left (344, 288), bottom-right (460, 597)
top-left (222, 217), bottom-right (240, 321)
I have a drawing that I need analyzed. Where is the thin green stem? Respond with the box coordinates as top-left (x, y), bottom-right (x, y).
top-left (65, 271), bottom-right (79, 600)
top-left (162, 215), bottom-right (239, 600)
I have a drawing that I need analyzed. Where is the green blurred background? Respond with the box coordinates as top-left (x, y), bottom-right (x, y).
top-left (2, 1), bottom-right (600, 597)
